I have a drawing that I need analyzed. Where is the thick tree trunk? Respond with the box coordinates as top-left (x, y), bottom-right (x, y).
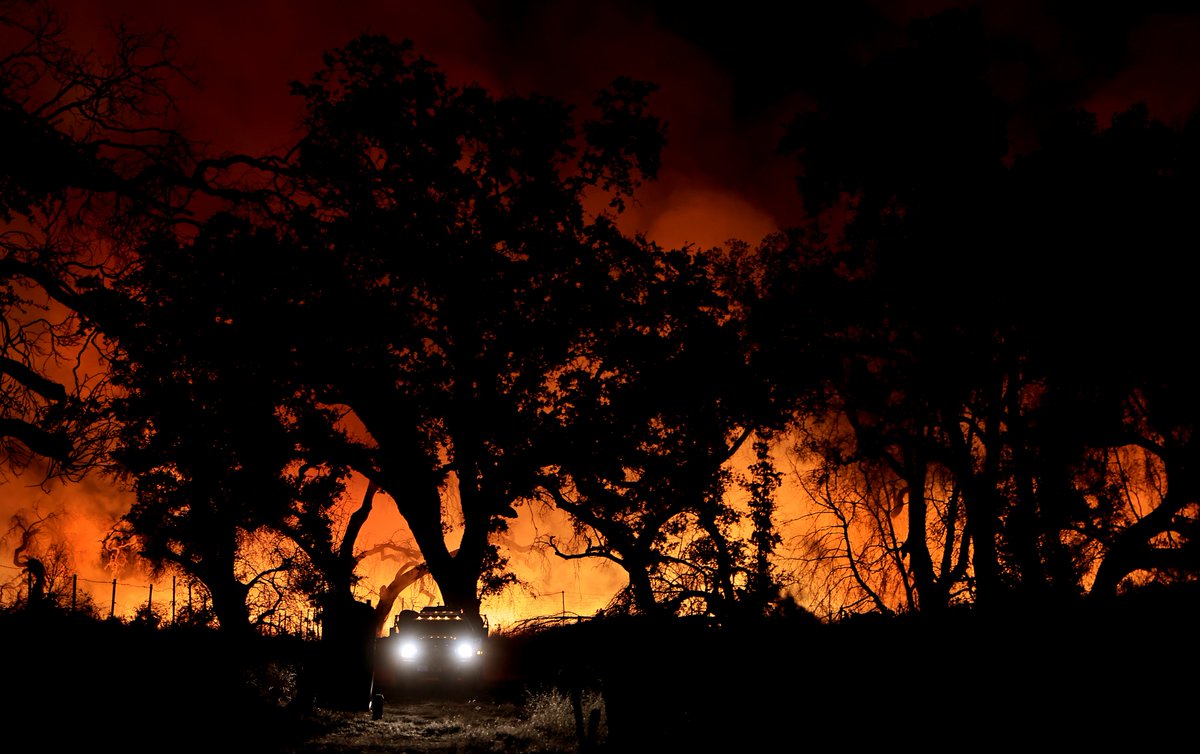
top-left (1090, 490), bottom-right (1188, 599)
top-left (903, 463), bottom-right (943, 611)
top-left (385, 474), bottom-right (489, 629)
top-left (967, 488), bottom-right (1004, 607)
top-left (206, 578), bottom-right (253, 638)
top-left (626, 549), bottom-right (660, 615)
top-left (313, 594), bottom-right (377, 710)
top-left (373, 562), bottom-right (430, 636)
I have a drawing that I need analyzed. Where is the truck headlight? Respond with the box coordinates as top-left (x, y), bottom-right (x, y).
top-left (454, 640), bottom-right (478, 660)
top-left (399, 640), bottom-right (419, 660)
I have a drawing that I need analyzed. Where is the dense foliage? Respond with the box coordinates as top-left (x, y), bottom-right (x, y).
top-left (2, 1), bottom-right (1197, 674)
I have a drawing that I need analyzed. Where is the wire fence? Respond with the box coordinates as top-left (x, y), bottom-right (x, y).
top-left (0, 560), bottom-right (617, 637)
top-left (0, 561), bottom-right (322, 637)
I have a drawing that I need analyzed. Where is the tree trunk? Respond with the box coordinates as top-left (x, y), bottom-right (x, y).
top-left (313, 594), bottom-right (377, 710)
top-left (903, 463), bottom-right (943, 611)
top-left (206, 578), bottom-right (253, 638)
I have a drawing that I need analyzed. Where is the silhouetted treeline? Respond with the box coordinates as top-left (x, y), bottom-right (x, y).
top-left (0, 606), bottom-right (323, 752)
top-left (735, 8), bottom-right (1200, 616)
top-left (509, 581), bottom-right (1200, 750)
top-left (3, 0), bottom-right (1199, 715)
top-left (6, 585), bottom-right (1195, 751)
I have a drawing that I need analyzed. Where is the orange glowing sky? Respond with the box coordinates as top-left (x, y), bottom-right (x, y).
top-left (4, 0), bottom-right (1198, 631)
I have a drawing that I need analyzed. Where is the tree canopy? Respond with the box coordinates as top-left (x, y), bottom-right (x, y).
top-left (3, 2), bottom-right (1198, 646)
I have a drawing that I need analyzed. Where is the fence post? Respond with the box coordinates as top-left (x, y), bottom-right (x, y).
top-left (110, 579), bottom-right (117, 619)
top-left (72, 574), bottom-right (77, 610)
top-left (172, 576), bottom-right (176, 622)
top-left (148, 583), bottom-right (153, 619)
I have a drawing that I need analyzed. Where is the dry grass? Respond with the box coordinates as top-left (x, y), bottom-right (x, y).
top-left (293, 685), bottom-right (607, 753)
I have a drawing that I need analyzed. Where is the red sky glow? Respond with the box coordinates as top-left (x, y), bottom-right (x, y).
top-left (4, 0), bottom-right (1199, 631)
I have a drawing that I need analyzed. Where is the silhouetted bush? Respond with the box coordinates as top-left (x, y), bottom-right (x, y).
top-left (2, 592), bottom-right (1197, 751)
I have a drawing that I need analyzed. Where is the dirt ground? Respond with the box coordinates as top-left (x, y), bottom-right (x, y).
top-left (288, 680), bottom-right (596, 754)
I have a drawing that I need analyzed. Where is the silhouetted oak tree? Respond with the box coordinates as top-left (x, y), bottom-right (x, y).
top-left (111, 34), bottom-right (669, 632)
top-left (763, 7), bottom-right (1200, 613)
top-left (536, 239), bottom-right (783, 621)
top-left (97, 212), bottom-right (404, 706)
top-left (1007, 105), bottom-right (1200, 601)
top-left (98, 217), bottom-right (355, 638)
top-left (0, 0), bottom-right (194, 485)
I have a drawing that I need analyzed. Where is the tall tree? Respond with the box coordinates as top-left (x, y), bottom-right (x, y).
top-left (0, 0), bottom-right (192, 485)
top-left (98, 218), bottom-right (340, 637)
top-left (96, 212), bottom-right (390, 704)
top-left (266, 35), bottom-right (667, 627)
top-left (763, 6), bottom-right (1200, 613)
top-left (105, 34), bottom-right (669, 632)
top-left (536, 239), bottom-right (779, 621)
top-left (1009, 105), bottom-right (1200, 600)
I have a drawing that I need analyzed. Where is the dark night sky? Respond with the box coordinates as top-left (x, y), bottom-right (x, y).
top-left (54, 0), bottom-right (1200, 250)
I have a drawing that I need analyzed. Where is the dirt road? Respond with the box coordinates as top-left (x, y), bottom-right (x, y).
top-left (287, 679), bottom-right (595, 754)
